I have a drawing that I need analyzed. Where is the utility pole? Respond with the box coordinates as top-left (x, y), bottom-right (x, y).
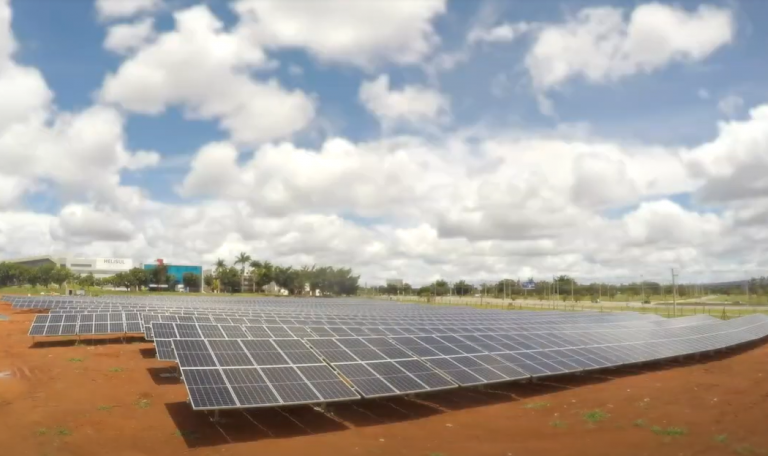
top-left (641, 274), bottom-right (645, 303)
top-left (570, 279), bottom-right (574, 302)
top-left (671, 268), bottom-right (678, 317)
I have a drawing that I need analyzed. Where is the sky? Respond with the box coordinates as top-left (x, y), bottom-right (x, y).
top-left (1, 0), bottom-right (767, 286)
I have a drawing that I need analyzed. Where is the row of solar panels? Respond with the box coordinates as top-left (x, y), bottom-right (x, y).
top-left (146, 315), bottom-right (720, 346)
top-left (159, 315), bottom-right (768, 410)
top-left (28, 313), bottom-right (143, 336)
top-left (148, 316), bottom-right (728, 362)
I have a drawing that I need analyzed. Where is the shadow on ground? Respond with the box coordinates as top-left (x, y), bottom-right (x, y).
top-left (29, 336), bottom-right (147, 349)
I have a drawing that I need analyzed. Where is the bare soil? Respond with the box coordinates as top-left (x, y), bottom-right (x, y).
top-left (1, 302), bottom-right (767, 456)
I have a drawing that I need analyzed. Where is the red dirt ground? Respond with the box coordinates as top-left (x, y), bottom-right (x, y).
top-left (1, 302), bottom-right (767, 456)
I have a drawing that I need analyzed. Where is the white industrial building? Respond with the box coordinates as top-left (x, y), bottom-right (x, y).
top-left (5, 255), bottom-right (134, 279)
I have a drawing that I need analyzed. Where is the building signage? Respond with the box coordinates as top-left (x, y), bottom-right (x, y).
top-left (95, 258), bottom-right (133, 271)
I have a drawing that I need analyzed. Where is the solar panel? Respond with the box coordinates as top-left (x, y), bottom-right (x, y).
top-left (197, 324), bottom-right (226, 339)
top-left (272, 339), bottom-right (324, 365)
top-left (207, 339), bottom-right (254, 367)
top-left (220, 325), bottom-right (248, 339)
top-left (182, 368), bottom-right (238, 409)
top-left (221, 367), bottom-right (281, 406)
top-left (175, 323), bottom-right (202, 339)
top-left (156, 340), bottom-right (176, 361)
top-left (296, 364), bottom-right (360, 401)
top-left (173, 339), bottom-right (217, 368)
top-left (336, 338), bottom-right (387, 362)
top-left (243, 325), bottom-right (271, 339)
top-left (334, 363), bottom-right (398, 398)
top-left (240, 339), bottom-right (290, 366)
top-left (260, 366), bottom-right (322, 404)
top-left (305, 338), bottom-right (358, 363)
top-left (152, 322), bottom-right (178, 339)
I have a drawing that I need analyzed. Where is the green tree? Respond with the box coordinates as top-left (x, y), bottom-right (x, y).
top-left (234, 252), bottom-right (252, 293)
top-left (218, 267), bottom-right (240, 293)
top-left (182, 272), bottom-right (200, 291)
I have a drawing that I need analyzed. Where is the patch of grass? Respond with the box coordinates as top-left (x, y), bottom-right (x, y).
top-left (135, 398), bottom-right (151, 409)
top-left (55, 427), bottom-right (72, 436)
top-left (714, 434), bottom-right (728, 444)
top-left (583, 409), bottom-right (609, 423)
top-left (633, 419), bottom-right (646, 428)
top-left (174, 430), bottom-right (200, 439)
top-left (108, 367), bottom-right (123, 373)
top-left (550, 420), bottom-right (567, 429)
top-left (68, 357), bottom-right (84, 363)
top-left (734, 444), bottom-right (757, 455)
top-left (36, 428), bottom-right (48, 436)
top-left (97, 405), bottom-right (113, 411)
top-left (523, 401), bottom-right (550, 409)
top-left (651, 426), bottom-right (687, 437)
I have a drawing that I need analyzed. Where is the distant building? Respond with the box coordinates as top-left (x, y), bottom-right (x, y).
top-left (263, 281), bottom-right (289, 296)
top-left (142, 261), bottom-right (203, 290)
top-left (4, 255), bottom-right (133, 279)
top-left (386, 278), bottom-right (404, 287)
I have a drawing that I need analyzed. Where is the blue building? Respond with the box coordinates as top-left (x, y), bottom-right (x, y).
top-left (143, 263), bottom-right (203, 291)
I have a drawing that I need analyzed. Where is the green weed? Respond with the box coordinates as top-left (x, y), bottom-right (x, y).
top-left (550, 420), bottom-right (567, 429)
top-left (714, 434), bottom-right (728, 444)
top-left (633, 419), bottom-right (646, 428)
top-left (135, 398), bottom-right (151, 409)
top-left (651, 426), bottom-right (687, 437)
top-left (97, 405), bottom-right (113, 411)
top-left (523, 401), bottom-right (550, 409)
top-left (68, 357), bottom-right (83, 363)
top-left (36, 428), bottom-right (48, 436)
top-left (583, 409), bottom-right (609, 423)
top-left (174, 430), bottom-right (200, 439)
top-left (108, 367), bottom-right (123, 373)
top-left (55, 427), bottom-right (72, 436)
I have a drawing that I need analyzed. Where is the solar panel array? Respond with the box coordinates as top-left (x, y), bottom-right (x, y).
top-left (6, 294), bottom-right (768, 412)
top-left (28, 312), bottom-right (143, 336)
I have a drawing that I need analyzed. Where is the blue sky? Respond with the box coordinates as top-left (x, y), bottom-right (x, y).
top-left (2, 0), bottom-right (767, 284)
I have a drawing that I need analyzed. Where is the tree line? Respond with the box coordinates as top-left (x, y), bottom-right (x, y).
top-left (368, 275), bottom-right (768, 302)
top-left (207, 253), bottom-right (360, 296)
top-left (0, 261), bottom-right (200, 292)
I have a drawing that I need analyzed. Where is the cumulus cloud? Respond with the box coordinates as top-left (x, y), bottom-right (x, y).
top-left (359, 75), bottom-right (450, 128)
top-left (468, 22), bottom-right (534, 44)
top-left (525, 3), bottom-right (734, 91)
top-left (104, 18), bottom-right (156, 54)
top-left (100, 5), bottom-right (315, 145)
top-left (95, 0), bottom-right (162, 21)
top-left (233, 0), bottom-right (447, 68)
top-left (0, 0), bottom-right (159, 210)
top-left (684, 105), bottom-right (768, 203)
top-left (1, 0), bottom-right (767, 285)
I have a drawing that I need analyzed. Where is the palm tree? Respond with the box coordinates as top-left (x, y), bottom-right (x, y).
top-left (234, 252), bottom-right (252, 293)
top-left (213, 259), bottom-right (226, 293)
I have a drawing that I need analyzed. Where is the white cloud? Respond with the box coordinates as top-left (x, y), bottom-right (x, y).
top-left (0, 1), bottom-right (159, 210)
top-left (96, 0), bottom-right (162, 21)
top-left (683, 105), bottom-right (768, 203)
top-left (2, 0), bottom-right (768, 286)
top-left (359, 75), bottom-right (450, 128)
top-left (697, 88), bottom-right (710, 100)
top-left (233, 0), bottom-right (447, 68)
top-left (525, 3), bottom-right (734, 91)
top-left (104, 18), bottom-right (156, 55)
top-left (100, 5), bottom-right (315, 145)
top-left (468, 22), bottom-right (534, 44)
top-left (717, 94), bottom-right (744, 117)
top-left (0, 0), bottom-right (14, 61)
